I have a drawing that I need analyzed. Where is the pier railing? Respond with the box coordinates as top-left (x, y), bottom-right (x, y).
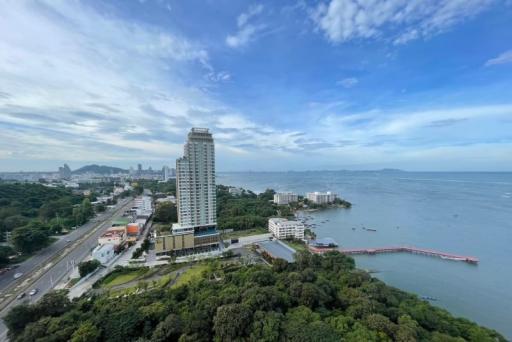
top-left (308, 245), bottom-right (478, 264)
top-left (337, 246), bottom-right (478, 264)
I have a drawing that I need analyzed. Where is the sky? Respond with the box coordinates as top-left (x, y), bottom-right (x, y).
top-left (1, 0), bottom-right (512, 172)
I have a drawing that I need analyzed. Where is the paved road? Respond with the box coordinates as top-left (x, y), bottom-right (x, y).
top-left (0, 198), bottom-right (133, 341)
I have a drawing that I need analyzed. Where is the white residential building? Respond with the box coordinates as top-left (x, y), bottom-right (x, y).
top-left (306, 191), bottom-right (337, 204)
top-left (92, 243), bottom-right (115, 264)
top-left (134, 196), bottom-right (153, 218)
top-left (173, 128), bottom-right (216, 234)
top-left (268, 218), bottom-right (305, 240)
top-left (156, 195), bottom-right (176, 204)
top-left (273, 192), bottom-right (298, 205)
top-left (229, 187), bottom-right (243, 196)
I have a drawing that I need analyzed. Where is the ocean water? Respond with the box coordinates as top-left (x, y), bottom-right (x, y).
top-left (217, 171), bottom-right (512, 338)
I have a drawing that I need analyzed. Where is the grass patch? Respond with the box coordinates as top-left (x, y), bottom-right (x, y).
top-left (172, 264), bottom-right (209, 288)
top-left (153, 223), bottom-right (172, 234)
top-left (221, 227), bottom-right (268, 240)
top-left (66, 278), bottom-right (80, 288)
top-left (283, 239), bottom-right (307, 252)
top-left (100, 268), bottom-right (148, 288)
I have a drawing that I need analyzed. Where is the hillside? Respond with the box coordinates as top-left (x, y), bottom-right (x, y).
top-left (4, 251), bottom-right (505, 341)
top-left (72, 164), bottom-right (128, 175)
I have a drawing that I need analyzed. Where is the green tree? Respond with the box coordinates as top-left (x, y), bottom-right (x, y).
top-left (151, 313), bottom-right (182, 342)
top-left (249, 311), bottom-right (283, 342)
top-left (78, 259), bottom-right (101, 277)
top-left (71, 321), bottom-right (101, 342)
top-left (82, 198), bottom-right (94, 219)
top-left (10, 225), bottom-right (49, 253)
top-left (153, 202), bottom-right (177, 223)
top-left (2, 215), bottom-right (28, 231)
top-left (0, 245), bottom-right (13, 267)
top-left (213, 304), bottom-right (252, 341)
top-left (4, 304), bottom-right (38, 337)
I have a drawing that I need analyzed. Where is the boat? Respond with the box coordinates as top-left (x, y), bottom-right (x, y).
top-left (421, 296), bottom-right (437, 301)
top-left (366, 228), bottom-right (377, 232)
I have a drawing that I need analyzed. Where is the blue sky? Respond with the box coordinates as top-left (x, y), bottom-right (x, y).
top-left (1, 0), bottom-right (512, 171)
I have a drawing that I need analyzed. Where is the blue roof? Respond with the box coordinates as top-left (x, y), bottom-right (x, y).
top-left (310, 237), bottom-right (338, 247)
top-left (259, 240), bottom-right (295, 262)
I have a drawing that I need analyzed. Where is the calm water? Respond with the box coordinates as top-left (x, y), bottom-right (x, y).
top-left (217, 171), bottom-right (512, 338)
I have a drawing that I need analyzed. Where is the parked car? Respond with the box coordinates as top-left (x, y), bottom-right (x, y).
top-left (13, 272), bottom-right (23, 279)
top-left (16, 292), bottom-right (26, 300)
top-left (29, 288), bottom-right (38, 296)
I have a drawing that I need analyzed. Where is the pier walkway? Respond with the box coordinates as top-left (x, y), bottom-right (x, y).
top-left (337, 246), bottom-right (478, 264)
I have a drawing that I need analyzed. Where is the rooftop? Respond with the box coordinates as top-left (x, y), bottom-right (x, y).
top-left (259, 240), bottom-right (296, 263)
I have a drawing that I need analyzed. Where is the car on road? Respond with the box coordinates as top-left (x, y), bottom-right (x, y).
top-left (13, 272), bottom-right (23, 279)
top-left (29, 288), bottom-right (38, 296)
top-left (66, 238), bottom-right (73, 242)
top-left (16, 292), bottom-right (26, 300)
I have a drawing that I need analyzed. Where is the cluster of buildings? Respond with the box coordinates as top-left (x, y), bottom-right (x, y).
top-left (92, 196), bottom-right (153, 264)
top-left (272, 191), bottom-right (338, 205)
top-left (128, 164), bottom-right (176, 181)
top-left (269, 192), bottom-right (338, 241)
top-left (155, 128), bottom-right (220, 256)
top-left (1, 163), bottom-right (176, 184)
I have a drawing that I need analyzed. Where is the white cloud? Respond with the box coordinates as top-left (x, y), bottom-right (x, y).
top-left (312, 0), bottom-right (493, 44)
top-left (237, 4), bottom-right (264, 27)
top-left (485, 49), bottom-right (512, 66)
top-left (0, 1), bottom-right (300, 165)
top-left (226, 4), bottom-right (266, 48)
top-left (337, 77), bottom-right (359, 88)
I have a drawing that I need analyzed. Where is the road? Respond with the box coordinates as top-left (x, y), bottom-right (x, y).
top-left (0, 198), bottom-right (134, 341)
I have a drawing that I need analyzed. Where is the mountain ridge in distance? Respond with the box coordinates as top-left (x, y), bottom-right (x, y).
top-left (72, 164), bottom-right (128, 174)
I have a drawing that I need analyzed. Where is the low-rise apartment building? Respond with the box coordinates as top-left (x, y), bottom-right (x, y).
top-left (306, 191), bottom-right (337, 204)
top-left (273, 192), bottom-right (298, 205)
top-left (268, 217), bottom-right (305, 240)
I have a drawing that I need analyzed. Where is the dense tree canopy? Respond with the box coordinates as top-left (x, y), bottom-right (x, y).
top-left (79, 259), bottom-right (101, 278)
top-left (0, 182), bottom-right (95, 259)
top-left (153, 202), bottom-right (177, 224)
top-left (5, 251), bottom-right (505, 341)
top-left (217, 185), bottom-right (277, 231)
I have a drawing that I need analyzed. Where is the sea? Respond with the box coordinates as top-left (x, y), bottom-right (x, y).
top-left (217, 171), bottom-right (512, 338)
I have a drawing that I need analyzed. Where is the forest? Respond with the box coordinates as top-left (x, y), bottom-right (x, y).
top-left (4, 250), bottom-right (505, 341)
top-left (0, 182), bottom-right (94, 261)
top-left (216, 186), bottom-right (278, 231)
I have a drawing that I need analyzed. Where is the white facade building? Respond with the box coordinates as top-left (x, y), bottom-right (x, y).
top-left (273, 192), bottom-right (298, 205)
top-left (92, 243), bottom-right (115, 264)
top-left (174, 128), bottom-right (216, 233)
top-left (306, 191), bottom-right (337, 204)
top-left (228, 187), bottom-right (243, 196)
top-left (134, 196), bottom-right (153, 218)
top-left (268, 218), bottom-right (305, 240)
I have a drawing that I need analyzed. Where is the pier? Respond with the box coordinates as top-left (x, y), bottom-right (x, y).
top-left (337, 246), bottom-right (479, 264)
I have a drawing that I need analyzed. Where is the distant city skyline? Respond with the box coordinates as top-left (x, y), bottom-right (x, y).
top-left (1, 1), bottom-right (512, 171)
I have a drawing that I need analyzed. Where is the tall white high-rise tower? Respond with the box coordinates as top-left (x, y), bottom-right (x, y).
top-left (174, 128), bottom-right (216, 233)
